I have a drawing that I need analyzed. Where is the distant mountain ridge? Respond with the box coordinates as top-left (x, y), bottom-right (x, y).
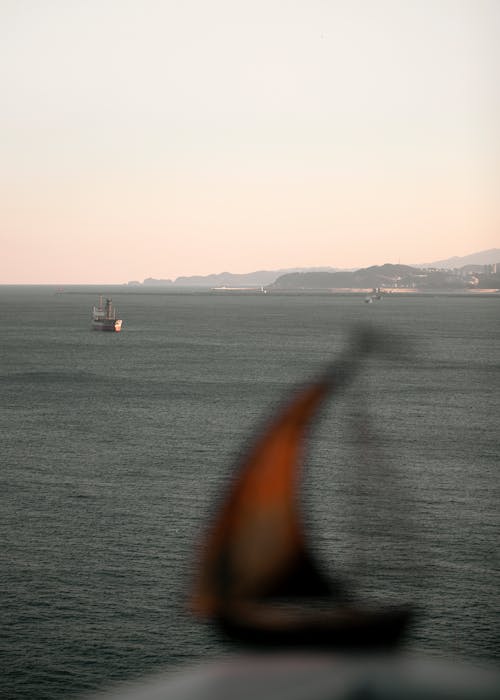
top-left (128, 249), bottom-right (500, 287)
top-left (135, 267), bottom-right (338, 287)
top-left (271, 260), bottom-right (500, 291)
top-left (271, 264), bottom-right (418, 290)
top-left (420, 248), bottom-right (500, 268)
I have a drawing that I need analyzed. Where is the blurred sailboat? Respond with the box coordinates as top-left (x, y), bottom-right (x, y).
top-left (191, 330), bottom-right (411, 648)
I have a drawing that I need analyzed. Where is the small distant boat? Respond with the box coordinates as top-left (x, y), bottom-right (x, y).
top-left (92, 296), bottom-right (122, 332)
top-left (365, 288), bottom-right (383, 303)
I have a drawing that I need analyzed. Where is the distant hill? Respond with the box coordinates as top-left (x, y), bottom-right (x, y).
top-left (141, 277), bottom-right (172, 285)
top-left (271, 261), bottom-right (500, 291)
top-left (138, 268), bottom-right (338, 287)
top-left (420, 248), bottom-right (500, 269)
top-left (271, 264), bottom-right (418, 290)
top-left (129, 249), bottom-right (500, 288)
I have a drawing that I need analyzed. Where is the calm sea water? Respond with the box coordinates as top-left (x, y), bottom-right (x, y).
top-left (1, 287), bottom-right (499, 699)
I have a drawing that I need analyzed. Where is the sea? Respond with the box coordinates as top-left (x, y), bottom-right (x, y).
top-left (1, 286), bottom-right (499, 699)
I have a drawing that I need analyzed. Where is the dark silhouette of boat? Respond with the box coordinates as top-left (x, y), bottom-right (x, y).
top-left (191, 330), bottom-right (411, 649)
top-left (92, 297), bottom-right (122, 332)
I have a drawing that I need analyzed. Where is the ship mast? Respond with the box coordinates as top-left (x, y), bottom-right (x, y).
top-left (105, 298), bottom-right (116, 320)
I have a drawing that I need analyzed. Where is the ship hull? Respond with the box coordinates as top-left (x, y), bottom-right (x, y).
top-left (92, 320), bottom-right (122, 332)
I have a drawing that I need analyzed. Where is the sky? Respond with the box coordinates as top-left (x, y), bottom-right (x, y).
top-left (1, 0), bottom-right (499, 283)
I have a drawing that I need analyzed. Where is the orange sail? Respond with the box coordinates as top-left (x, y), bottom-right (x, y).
top-left (192, 378), bottom-right (334, 617)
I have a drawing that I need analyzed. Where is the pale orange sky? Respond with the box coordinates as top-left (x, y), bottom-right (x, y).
top-left (1, 0), bottom-right (499, 283)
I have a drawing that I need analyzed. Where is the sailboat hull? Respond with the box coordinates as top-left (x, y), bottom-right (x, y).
top-left (217, 603), bottom-right (411, 649)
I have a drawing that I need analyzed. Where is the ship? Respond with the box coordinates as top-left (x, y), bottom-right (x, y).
top-left (92, 296), bottom-right (122, 332)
